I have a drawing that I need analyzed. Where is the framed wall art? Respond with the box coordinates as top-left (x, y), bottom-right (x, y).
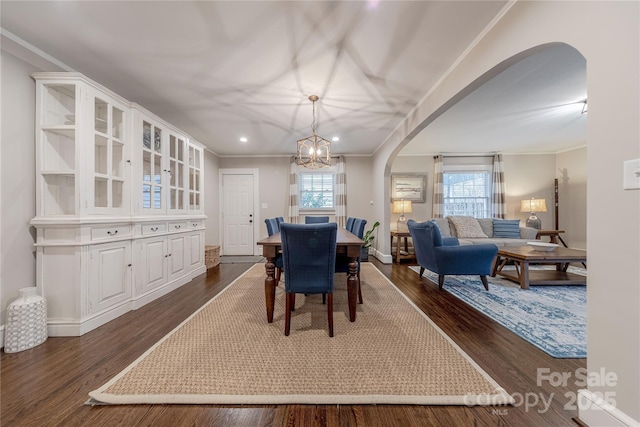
top-left (391, 174), bottom-right (427, 203)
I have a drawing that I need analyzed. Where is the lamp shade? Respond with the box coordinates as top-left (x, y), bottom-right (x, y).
top-left (392, 200), bottom-right (413, 214)
top-left (520, 198), bottom-right (547, 213)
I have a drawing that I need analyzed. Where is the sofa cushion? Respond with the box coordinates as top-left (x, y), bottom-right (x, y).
top-left (431, 218), bottom-right (452, 237)
top-left (477, 218), bottom-right (494, 238)
top-left (493, 219), bottom-right (521, 238)
top-left (448, 216), bottom-right (487, 238)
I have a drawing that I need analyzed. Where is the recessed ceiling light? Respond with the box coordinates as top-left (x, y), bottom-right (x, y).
top-left (239, 137), bottom-right (248, 142)
top-left (332, 136), bottom-right (340, 142)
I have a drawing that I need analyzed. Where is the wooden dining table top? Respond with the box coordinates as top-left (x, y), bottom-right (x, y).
top-left (257, 226), bottom-right (365, 247)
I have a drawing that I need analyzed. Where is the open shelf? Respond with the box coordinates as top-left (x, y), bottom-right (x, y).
top-left (43, 174), bottom-right (76, 215)
top-left (43, 84), bottom-right (76, 126)
top-left (42, 129), bottom-right (75, 172)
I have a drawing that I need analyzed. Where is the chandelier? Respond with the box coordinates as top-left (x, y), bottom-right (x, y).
top-left (296, 95), bottom-right (331, 169)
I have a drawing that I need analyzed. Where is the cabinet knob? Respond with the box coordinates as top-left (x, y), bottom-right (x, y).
top-left (174, 225), bottom-right (181, 229)
top-left (107, 230), bottom-right (118, 235)
top-left (128, 264), bottom-right (132, 267)
top-left (151, 227), bottom-right (158, 232)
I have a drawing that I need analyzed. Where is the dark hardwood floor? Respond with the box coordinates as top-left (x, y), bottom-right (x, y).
top-left (1, 260), bottom-right (585, 427)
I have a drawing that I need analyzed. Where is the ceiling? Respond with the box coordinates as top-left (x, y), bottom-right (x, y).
top-left (1, 1), bottom-right (586, 158)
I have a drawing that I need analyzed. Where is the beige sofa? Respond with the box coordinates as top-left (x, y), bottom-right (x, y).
top-left (430, 217), bottom-right (538, 247)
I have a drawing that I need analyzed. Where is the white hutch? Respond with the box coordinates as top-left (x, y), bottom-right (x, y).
top-left (30, 73), bottom-right (206, 336)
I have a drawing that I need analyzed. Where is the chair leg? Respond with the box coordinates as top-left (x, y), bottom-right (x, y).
top-left (419, 267), bottom-right (425, 277)
top-left (322, 293), bottom-right (326, 304)
top-left (357, 272), bottom-right (363, 304)
top-left (285, 293), bottom-right (293, 336)
top-left (291, 293), bottom-right (296, 311)
top-left (438, 275), bottom-right (445, 290)
top-left (327, 292), bottom-right (334, 337)
top-left (480, 275), bottom-right (489, 291)
top-left (275, 268), bottom-right (281, 286)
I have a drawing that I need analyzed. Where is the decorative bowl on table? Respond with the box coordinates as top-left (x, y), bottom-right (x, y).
top-left (526, 241), bottom-right (559, 252)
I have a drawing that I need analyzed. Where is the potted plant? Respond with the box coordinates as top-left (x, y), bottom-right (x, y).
top-left (361, 221), bottom-right (380, 261)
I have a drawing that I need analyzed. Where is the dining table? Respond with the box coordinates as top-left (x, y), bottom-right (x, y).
top-left (256, 226), bottom-right (365, 323)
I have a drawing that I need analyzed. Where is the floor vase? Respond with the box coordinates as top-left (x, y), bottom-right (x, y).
top-left (4, 287), bottom-right (48, 353)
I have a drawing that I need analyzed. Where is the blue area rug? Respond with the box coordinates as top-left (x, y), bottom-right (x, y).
top-left (408, 266), bottom-right (586, 358)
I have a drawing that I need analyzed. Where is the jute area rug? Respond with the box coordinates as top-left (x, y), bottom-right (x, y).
top-left (88, 263), bottom-right (513, 405)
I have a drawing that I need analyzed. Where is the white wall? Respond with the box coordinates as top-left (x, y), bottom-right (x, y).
top-left (557, 147), bottom-right (587, 250)
top-left (218, 156), bottom-right (375, 242)
top-left (503, 153), bottom-right (556, 227)
top-left (373, 1), bottom-right (639, 423)
top-left (0, 51), bottom-right (53, 338)
top-left (203, 149), bottom-right (220, 246)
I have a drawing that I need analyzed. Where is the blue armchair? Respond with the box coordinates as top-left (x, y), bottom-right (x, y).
top-left (407, 219), bottom-right (498, 290)
top-left (264, 218), bottom-right (283, 285)
top-left (280, 223), bottom-right (338, 336)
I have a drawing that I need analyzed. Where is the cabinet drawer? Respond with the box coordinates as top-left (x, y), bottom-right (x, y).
top-left (142, 223), bottom-right (167, 235)
top-left (189, 220), bottom-right (203, 229)
top-left (168, 221), bottom-right (187, 232)
top-left (91, 225), bottom-right (131, 241)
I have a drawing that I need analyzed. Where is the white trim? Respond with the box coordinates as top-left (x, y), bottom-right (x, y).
top-left (0, 28), bottom-right (75, 71)
top-left (218, 169), bottom-right (260, 256)
top-left (578, 389), bottom-right (640, 427)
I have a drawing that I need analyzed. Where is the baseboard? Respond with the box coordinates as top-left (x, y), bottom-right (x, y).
top-left (190, 265), bottom-right (206, 278)
top-left (578, 389), bottom-right (640, 427)
top-left (373, 249), bottom-right (393, 264)
top-left (47, 300), bottom-right (133, 337)
top-left (131, 275), bottom-right (191, 310)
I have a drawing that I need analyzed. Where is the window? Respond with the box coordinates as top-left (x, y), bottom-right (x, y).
top-left (443, 169), bottom-right (491, 218)
top-left (299, 173), bottom-right (334, 209)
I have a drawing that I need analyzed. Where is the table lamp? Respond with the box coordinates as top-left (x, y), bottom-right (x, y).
top-left (392, 199), bottom-right (412, 232)
top-left (520, 198), bottom-right (547, 229)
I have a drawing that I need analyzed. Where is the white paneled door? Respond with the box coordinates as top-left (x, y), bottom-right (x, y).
top-left (222, 174), bottom-right (254, 255)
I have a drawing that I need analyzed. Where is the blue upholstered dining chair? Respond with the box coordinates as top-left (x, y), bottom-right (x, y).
top-left (335, 218), bottom-right (367, 304)
top-left (407, 219), bottom-right (498, 290)
top-left (275, 216), bottom-right (285, 227)
top-left (280, 223), bottom-right (338, 337)
top-left (346, 217), bottom-right (355, 231)
top-left (264, 218), bottom-right (283, 285)
top-left (305, 216), bottom-right (330, 224)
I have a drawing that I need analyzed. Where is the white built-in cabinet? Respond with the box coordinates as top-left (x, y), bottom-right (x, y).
top-left (31, 73), bottom-right (206, 337)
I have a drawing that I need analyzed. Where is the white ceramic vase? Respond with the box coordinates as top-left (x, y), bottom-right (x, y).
top-left (4, 287), bottom-right (48, 353)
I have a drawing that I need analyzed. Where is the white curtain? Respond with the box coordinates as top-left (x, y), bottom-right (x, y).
top-left (288, 156), bottom-right (299, 223)
top-left (432, 155), bottom-right (444, 218)
top-left (334, 156), bottom-right (347, 227)
top-left (492, 153), bottom-right (506, 218)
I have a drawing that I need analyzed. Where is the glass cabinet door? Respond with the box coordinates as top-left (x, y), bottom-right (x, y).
top-left (141, 120), bottom-right (165, 212)
top-left (167, 133), bottom-right (187, 213)
top-left (188, 144), bottom-right (202, 212)
top-left (93, 96), bottom-right (127, 211)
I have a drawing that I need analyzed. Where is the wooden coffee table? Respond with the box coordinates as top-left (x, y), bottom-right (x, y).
top-left (492, 246), bottom-right (587, 289)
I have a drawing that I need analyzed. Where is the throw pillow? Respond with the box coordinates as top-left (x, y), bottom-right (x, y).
top-left (493, 219), bottom-right (521, 238)
top-left (447, 216), bottom-right (487, 238)
top-left (476, 218), bottom-right (494, 238)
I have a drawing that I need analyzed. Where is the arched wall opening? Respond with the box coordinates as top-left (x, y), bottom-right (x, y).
top-left (386, 42), bottom-right (587, 251)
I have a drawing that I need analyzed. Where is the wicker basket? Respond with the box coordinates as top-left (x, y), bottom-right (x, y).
top-left (205, 245), bottom-right (220, 269)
